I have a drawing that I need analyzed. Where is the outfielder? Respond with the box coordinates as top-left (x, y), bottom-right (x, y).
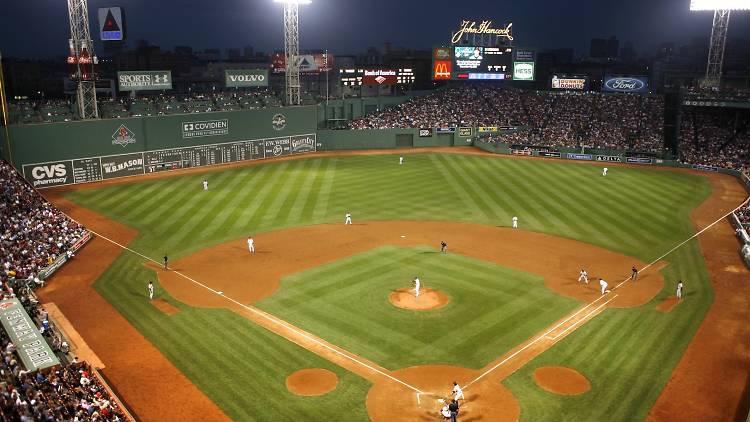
top-left (676, 280), bottom-right (684, 300)
top-left (602, 167), bottom-right (608, 176)
top-left (440, 241), bottom-right (448, 254)
top-left (247, 236), bottom-right (255, 253)
top-left (452, 382), bottom-right (465, 401)
top-left (345, 211), bottom-right (352, 225)
top-left (148, 281), bottom-right (154, 300)
top-left (399, 156), bottom-right (404, 165)
top-left (578, 269), bottom-right (588, 284)
top-left (202, 179), bottom-right (208, 190)
top-left (512, 216), bottom-right (518, 229)
top-left (599, 278), bottom-right (609, 295)
top-left (413, 276), bottom-right (421, 298)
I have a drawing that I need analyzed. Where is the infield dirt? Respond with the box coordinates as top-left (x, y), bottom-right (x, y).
top-left (38, 149), bottom-right (749, 421)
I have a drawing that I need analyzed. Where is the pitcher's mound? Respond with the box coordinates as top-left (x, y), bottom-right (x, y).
top-left (286, 368), bottom-right (338, 396)
top-left (389, 288), bottom-right (449, 310)
top-left (533, 366), bottom-right (591, 395)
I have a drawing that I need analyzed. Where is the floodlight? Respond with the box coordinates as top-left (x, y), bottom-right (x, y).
top-left (690, 0), bottom-right (750, 10)
top-left (274, 0), bottom-right (312, 4)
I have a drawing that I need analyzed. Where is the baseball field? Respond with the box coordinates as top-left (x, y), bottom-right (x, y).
top-left (37, 148), bottom-right (749, 421)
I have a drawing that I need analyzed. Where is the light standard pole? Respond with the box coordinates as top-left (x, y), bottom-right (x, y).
top-left (274, 0), bottom-right (310, 106)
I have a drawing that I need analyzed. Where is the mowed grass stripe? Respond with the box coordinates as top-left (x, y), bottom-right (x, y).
top-left (427, 154), bottom-right (492, 220)
top-left (259, 159), bottom-right (314, 224)
top-left (435, 154), bottom-right (501, 220)
top-left (224, 161), bottom-right (293, 233)
top-left (285, 157), bottom-right (323, 223)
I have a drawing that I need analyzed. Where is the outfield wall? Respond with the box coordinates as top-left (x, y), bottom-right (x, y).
top-left (317, 128), bottom-right (473, 150)
top-left (7, 107), bottom-right (318, 188)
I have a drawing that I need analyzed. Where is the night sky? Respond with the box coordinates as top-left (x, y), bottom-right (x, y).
top-left (1, 0), bottom-right (749, 58)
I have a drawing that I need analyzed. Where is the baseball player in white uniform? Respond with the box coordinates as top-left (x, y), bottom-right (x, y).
top-left (599, 278), bottom-right (609, 295)
top-left (602, 167), bottom-right (608, 176)
top-left (247, 236), bottom-right (255, 253)
top-left (202, 179), bottom-right (208, 190)
top-left (512, 216), bottom-right (518, 229)
top-left (148, 281), bottom-right (154, 300)
top-left (676, 280), bottom-right (684, 300)
top-left (399, 156), bottom-right (404, 165)
top-left (413, 276), bottom-right (421, 298)
top-left (452, 382), bottom-right (465, 401)
top-left (345, 212), bottom-right (352, 225)
top-left (578, 269), bottom-right (588, 284)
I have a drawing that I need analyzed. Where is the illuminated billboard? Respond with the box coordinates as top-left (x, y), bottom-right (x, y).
top-left (340, 69), bottom-right (415, 86)
top-left (362, 70), bottom-right (397, 85)
top-left (98, 7), bottom-right (125, 41)
top-left (513, 62), bottom-right (535, 81)
top-left (602, 75), bottom-right (649, 93)
top-left (271, 53), bottom-right (333, 74)
top-left (690, 0), bottom-right (750, 10)
top-left (550, 75), bottom-right (588, 90)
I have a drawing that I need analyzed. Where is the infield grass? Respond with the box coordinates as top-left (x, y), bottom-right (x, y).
top-left (62, 151), bottom-right (714, 421)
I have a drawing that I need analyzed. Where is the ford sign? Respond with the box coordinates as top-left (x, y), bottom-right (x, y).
top-left (602, 76), bottom-right (649, 93)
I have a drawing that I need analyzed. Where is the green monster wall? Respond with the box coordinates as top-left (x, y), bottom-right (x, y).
top-left (6, 106), bottom-right (318, 169)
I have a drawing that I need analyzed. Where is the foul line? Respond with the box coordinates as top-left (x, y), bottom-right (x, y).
top-left (81, 228), bottom-right (424, 395)
top-left (465, 201), bottom-right (748, 389)
top-left (550, 295), bottom-right (616, 340)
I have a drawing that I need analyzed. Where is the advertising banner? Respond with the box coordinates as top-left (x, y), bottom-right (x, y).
top-left (117, 71), bottom-right (172, 91)
top-left (693, 164), bottom-right (719, 172)
top-left (458, 127), bottom-right (473, 137)
top-left (362, 70), bottom-right (397, 85)
top-left (0, 299), bottom-right (60, 371)
top-left (626, 157), bottom-right (653, 164)
top-left (513, 62), bottom-right (535, 81)
top-left (271, 53), bottom-right (333, 74)
top-left (602, 76), bottom-right (649, 93)
top-left (436, 127), bottom-right (457, 133)
top-left (595, 155), bottom-right (622, 162)
top-left (551, 75), bottom-right (588, 90)
top-left (290, 135), bottom-right (317, 154)
top-left (433, 60), bottom-right (452, 80)
top-left (98, 7), bottom-right (124, 41)
top-left (264, 137), bottom-right (292, 157)
top-left (419, 128), bottom-right (433, 137)
top-left (567, 153), bottom-right (593, 160)
top-left (100, 152), bottom-right (145, 179)
top-left (22, 161), bottom-right (74, 188)
top-left (511, 148), bottom-right (532, 156)
top-left (225, 69), bottom-right (269, 88)
top-left (182, 119), bottom-right (229, 139)
top-left (537, 151), bottom-right (561, 158)
top-left (478, 127), bottom-right (498, 133)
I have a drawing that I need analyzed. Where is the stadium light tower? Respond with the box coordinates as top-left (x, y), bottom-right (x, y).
top-left (690, 0), bottom-right (750, 88)
top-left (67, 0), bottom-right (99, 119)
top-left (275, 0), bottom-right (311, 106)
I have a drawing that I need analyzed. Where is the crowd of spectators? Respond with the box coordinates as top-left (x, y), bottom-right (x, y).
top-left (0, 287), bottom-right (127, 421)
top-left (6, 88), bottom-right (316, 124)
top-left (347, 85), bottom-right (665, 152)
top-left (1, 160), bottom-right (88, 287)
top-left (678, 108), bottom-right (750, 174)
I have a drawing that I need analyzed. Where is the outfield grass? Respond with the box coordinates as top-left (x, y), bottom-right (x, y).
top-left (63, 152), bottom-right (713, 421)
top-left (256, 246), bottom-right (580, 369)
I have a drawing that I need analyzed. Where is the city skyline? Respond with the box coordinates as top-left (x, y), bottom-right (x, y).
top-left (1, 0), bottom-right (750, 58)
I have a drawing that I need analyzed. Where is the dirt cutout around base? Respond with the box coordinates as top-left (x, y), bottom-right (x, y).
top-left (533, 366), bottom-right (591, 396)
top-left (367, 365), bottom-right (519, 422)
top-left (656, 296), bottom-right (680, 313)
top-left (389, 288), bottom-right (449, 310)
top-left (285, 368), bottom-right (339, 396)
top-left (152, 299), bottom-right (180, 315)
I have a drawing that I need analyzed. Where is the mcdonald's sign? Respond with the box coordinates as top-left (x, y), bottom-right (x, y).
top-left (433, 60), bottom-right (452, 80)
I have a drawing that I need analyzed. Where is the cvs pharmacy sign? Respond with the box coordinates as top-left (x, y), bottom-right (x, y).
top-left (22, 161), bottom-right (74, 188)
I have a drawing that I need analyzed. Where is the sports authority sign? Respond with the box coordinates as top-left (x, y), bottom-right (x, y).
top-left (225, 69), bottom-right (269, 88)
top-left (0, 299), bottom-right (60, 371)
top-left (182, 119), bottom-right (229, 138)
top-left (362, 70), bottom-right (397, 85)
top-left (117, 71), bottom-right (172, 91)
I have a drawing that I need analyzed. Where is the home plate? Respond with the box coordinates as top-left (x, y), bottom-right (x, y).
top-left (400, 235), bottom-right (406, 238)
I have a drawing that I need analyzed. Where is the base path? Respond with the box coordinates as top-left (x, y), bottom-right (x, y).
top-left (648, 172), bottom-right (750, 421)
top-left (37, 196), bottom-right (230, 422)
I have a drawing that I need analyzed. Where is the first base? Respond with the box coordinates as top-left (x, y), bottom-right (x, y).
top-left (400, 235), bottom-right (406, 238)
